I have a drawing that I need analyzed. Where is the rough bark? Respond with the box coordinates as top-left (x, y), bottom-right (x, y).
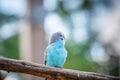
top-left (0, 58), bottom-right (119, 80)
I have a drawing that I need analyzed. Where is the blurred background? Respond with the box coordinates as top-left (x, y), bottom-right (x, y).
top-left (0, 0), bottom-right (120, 80)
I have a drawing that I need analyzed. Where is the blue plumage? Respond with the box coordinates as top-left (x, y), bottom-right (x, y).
top-left (45, 32), bottom-right (67, 68)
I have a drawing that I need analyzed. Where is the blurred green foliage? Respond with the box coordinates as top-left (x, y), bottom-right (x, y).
top-left (0, 35), bottom-right (19, 59)
top-left (57, 0), bottom-right (119, 76)
top-left (0, 12), bottom-right (19, 59)
top-left (64, 40), bottom-right (100, 72)
top-left (0, 12), bottom-right (19, 26)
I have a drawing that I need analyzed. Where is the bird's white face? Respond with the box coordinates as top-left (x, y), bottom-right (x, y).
top-left (49, 32), bottom-right (65, 45)
top-left (58, 33), bottom-right (65, 45)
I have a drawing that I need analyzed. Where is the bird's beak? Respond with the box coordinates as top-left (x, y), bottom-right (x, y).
top-left (61, 38), bottom-right (63, 40)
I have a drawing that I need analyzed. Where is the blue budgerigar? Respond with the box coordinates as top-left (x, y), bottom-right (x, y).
top-left (44, 32), bottom-right (67, 68)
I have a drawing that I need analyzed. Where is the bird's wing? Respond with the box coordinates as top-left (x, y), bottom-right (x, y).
top-left (44, 45), bottom-right (52, 65)
top-left (44, 44), bottom-right (54, 65)
top-left (44, 48), bottom-right (47, 65)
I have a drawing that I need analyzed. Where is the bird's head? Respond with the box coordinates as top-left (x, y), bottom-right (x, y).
top-left (49, 32), bottom-right (65, 45)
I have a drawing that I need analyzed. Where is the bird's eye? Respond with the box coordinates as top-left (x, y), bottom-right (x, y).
top-left (60, 35), bottom-right (62, 37)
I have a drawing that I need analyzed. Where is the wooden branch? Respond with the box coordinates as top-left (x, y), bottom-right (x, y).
top-left (0, 58), bottom-right (119, 80)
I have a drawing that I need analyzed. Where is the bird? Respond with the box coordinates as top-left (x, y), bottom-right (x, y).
top-left (44, 32), bottom-right (67, 68)
top-left (44, 32), bottom-right (67, 80)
